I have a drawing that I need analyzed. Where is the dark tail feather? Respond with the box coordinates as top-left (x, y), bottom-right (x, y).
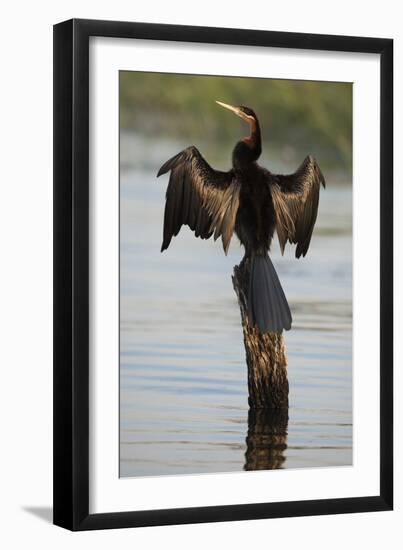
top-left (248, 255), bottom-right (292, 334)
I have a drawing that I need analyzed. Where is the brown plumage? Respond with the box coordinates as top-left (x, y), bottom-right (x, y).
top-left (157, 102), bottom-right (325, 333)
top-left (157, 146), bottom-right (240, 254)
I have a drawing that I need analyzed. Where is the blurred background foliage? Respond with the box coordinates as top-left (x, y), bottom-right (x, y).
top-left (120, 72), bottom-right (352, 177)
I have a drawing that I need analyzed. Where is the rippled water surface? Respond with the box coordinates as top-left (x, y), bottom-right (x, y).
top-left (120, 133), bottom-right (352, 477)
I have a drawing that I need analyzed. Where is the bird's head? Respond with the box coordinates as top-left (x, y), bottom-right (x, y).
top-left (216, 101), bottom-right (258, 124)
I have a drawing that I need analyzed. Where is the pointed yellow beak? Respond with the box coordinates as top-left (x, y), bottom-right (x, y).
top-left (215, 100), bottom-right (243, 118)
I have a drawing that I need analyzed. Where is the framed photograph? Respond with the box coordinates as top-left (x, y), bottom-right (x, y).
top-left (53, 19), bottom-right (393, 530)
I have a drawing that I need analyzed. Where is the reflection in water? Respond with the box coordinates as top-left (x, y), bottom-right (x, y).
top-left (244, 408), bottom-right (288, 471)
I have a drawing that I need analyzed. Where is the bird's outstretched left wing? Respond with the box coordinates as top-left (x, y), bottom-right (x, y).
top-left (270, 155), bottom-right (326, 258)
top-left (157, 146), bottom-right (240, 254)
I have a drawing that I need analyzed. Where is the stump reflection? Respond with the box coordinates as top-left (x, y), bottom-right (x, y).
top-left (244, 408), bottom-right (288, 471)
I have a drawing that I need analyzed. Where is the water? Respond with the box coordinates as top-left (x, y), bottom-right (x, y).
top-left (120, 133), bottom-right (352, 477)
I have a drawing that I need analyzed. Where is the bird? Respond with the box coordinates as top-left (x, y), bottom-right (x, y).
top-left (157, 101), bottom-right (325, 334)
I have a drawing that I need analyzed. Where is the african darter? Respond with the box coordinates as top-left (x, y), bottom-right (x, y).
top-left (157, 101), bottom-right (325, 333)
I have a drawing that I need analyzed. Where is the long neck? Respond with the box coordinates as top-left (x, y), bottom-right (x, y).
top-left (247, 118), bottom-right (262, 158)
top-left (232, 118), bottom-right (262, 169)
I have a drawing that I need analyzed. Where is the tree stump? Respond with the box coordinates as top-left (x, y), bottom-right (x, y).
top-left (232, 256), bottom-right (289, 409)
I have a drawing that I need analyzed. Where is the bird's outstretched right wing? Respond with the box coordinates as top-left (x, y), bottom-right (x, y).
top-left (157, 146), bottom-right (240, 254)
top-left (270, 155), bottom-right (326, 258)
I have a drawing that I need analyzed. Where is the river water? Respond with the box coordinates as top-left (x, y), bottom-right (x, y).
top-left (120, 132), bottom-right (352, 477)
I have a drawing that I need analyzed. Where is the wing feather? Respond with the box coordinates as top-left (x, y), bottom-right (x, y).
top-left (270, 155), bottom-right (325, 258)
top-left (157, 146), bottom-right (240, 254)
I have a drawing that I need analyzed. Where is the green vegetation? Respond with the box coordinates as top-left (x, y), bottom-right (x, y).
top-left (120, 72), bottom-right (352, 174)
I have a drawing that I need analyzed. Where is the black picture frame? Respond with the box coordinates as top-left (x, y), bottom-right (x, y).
top-left (53, 18), bottom-right (393, 531)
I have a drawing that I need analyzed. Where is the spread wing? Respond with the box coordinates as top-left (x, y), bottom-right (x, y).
top-left (157, 146), bottom-right (240, 254)
top-left (270, 155), bottom-right (326, 258)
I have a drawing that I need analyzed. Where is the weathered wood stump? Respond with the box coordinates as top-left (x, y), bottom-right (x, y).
top-left (244, 408), bottom-right (288, 470)
top-left (232, 256), bottom-right (289, 409)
